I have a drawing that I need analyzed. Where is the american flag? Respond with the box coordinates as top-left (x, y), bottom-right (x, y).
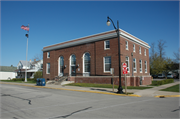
top-left (21, 25), bottom-right (29, 31)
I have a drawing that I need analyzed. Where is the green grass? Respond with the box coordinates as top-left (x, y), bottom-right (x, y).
top-left (0, 80), bottom-right (36, 84)
top-left (149, 79), bottom-right (174, 86)
top-left (65, 83), bottom-right (153, 90)
top-left (160, 84), bottom-right (179, 92)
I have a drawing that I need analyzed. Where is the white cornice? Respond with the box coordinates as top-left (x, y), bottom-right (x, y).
top-left (42, 29), bottom-right (150, 52)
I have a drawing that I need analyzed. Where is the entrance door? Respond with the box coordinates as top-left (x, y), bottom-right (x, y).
top-left (59, 56), bottom-right (64, 76)
top-left (71, 66), bottom-right (76, 76)
top-left (70, 54), bottom-right (76, 76)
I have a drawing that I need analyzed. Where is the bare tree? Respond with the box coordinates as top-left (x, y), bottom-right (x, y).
top-left (33, 52), bottom-right (43, 61)
top-left (173, 48), bottom-right (180, 63)
top-left (157, 39), bottom-right (166, 59)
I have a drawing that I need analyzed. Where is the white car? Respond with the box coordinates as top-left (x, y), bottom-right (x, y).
top-left (158, 74), bottom-right (165, 79)
top-left (167, 74), bottom-right (173, 79)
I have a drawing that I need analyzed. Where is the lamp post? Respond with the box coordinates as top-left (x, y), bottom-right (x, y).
top-left (106, 16), bottom-right (123, 94)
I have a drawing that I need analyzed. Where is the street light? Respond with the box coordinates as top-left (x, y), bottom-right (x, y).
top-left (106, 16), bottom-right (123, 94)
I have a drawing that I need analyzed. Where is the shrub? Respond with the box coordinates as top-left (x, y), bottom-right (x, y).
top-left (151, 79), bottom-right (174, 86)
top-left (34, 71), bottom-right (43, 79)
top-left (12, 78), bottom-right (24, 81)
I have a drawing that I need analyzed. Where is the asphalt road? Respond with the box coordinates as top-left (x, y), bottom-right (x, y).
top-left (0, 84), bottom-right (179, 119)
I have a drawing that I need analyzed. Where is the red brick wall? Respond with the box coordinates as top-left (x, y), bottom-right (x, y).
top-left (43, 34), bottom-right (151, 86)
top-left (74, 76), bottom-right (151, 86)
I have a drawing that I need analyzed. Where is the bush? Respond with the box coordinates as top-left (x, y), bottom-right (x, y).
top-left (34, 71), bottom-right (43, 79)
top-left (12, 78), bottom-right (24, 81)
top-left (151, 79), bottom-right (174, 86)
top-left (11, 78), bottom-right (37, 82)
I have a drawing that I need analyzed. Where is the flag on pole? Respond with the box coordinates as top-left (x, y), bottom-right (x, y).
top-left (21, 25), bottom-right (29, 31)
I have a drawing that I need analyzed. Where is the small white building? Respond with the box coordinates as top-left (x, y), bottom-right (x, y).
top-left (16, 59), bottom-right (43, 78)
top-left (0, 66), bottom-right (17, 80)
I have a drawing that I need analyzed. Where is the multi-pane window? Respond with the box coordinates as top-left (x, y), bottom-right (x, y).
top-left (46, 63), bottom-right (50, 74)
top-left (126, 56), bottom-right (130, 72)
top-left (126, 41), bottom-right (128, 50)
top-left (144, 49), bottom-right (146, 56)
top-left (47, 52), bottom-right (50, 58)
top-left (139, 60), bottom-right (142, 73)
top-left (133, 58), bottom-right (137, 72)
top-left (104, 56), bottom-right (111, 72)
top-left (145, 61), bottom-right (147, 73)
top-left (133, 44), bottom-right (135, 52)
top-left (84, 53), bottom-right (90, 72)
top-left (104, 40), bottom-right (110, 49)
top-left (139, 47), bottom-right (141, 54)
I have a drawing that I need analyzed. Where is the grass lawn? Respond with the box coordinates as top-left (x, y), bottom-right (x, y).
top-left (66, 83), bottom-right (153, 90)
top-left (160, 84), bottom-right (179, 92)
top-left (0, 80), bottom-right (36, 84)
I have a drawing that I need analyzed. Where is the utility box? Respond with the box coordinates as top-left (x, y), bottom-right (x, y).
top-left (36, 78), bottom-right (46, 86)
top-left (36, 78), bottom-right (40, 86)
top-left (40, 78), bottom-right (46, 86)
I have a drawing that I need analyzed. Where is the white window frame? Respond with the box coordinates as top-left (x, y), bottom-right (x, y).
top-left (47, 52), bottom-right (50, 58)
top-left (139, 60), bottom-right (142, 73)
top-left (104, 40), bottom-right (110, 50)
top-left (133, 44), bottom-right (135, 52)
top-left (46, 63), bottom-right (50, 74)
top-left (126, 41), bottom-right (128, 50)
top-left (145, 61), bottom-right (147, 73)
top-left (83, 52), bottom-right (90, 76)
top-left (126, 56), bottom-right (130, 72)
top-left (133, 58), bottom-right (137, 73)
top-left (103, 56), bottom-right (111, 73)
top-left (139, 47), bottom-right (141, 54)
top-left (144, 49), bottom-right (146, 56)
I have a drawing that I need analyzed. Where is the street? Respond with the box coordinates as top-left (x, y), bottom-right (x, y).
top-left (0, 84), bottom-right (179, 119)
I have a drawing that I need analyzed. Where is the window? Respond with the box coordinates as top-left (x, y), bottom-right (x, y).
top-left (41, 64), bottom-right (43, 68)
top-left (70, 54), bottom-right (76, 76)
top-left (139, 47), bottom-right (141, 54)
top-left (59, 56), bottom-right (64, 76)
top-left (47, 52), bottom-right (50, 58)
top-left (126, 56), bottom-right (130, 72)
top-left (145, 61), bottom-right (147, 73)
top-left (46, 63), bottom-right (50, 74)
top-left (144, 49), bottom-right (146, 56)
top-left (104, 56), bottom-right (111, 72)
top-left (133, 44), bottom-right (135, 52)
top-left (104, 40), bottom-right (110, 49)
top-left (139, 60), bottom-right (142, 73)
top-left (126, 41), bottom-right (128, 50)
top-left (133, 58), bottom-right (136, 72)
top-left (83, 53), bottom-right (90, 76)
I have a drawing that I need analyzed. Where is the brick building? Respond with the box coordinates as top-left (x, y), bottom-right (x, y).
top-left (42, 29), bottom-right (151, 86)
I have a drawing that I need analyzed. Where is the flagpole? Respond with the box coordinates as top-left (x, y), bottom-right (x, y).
top-left (25, 24), bottom-right (29, 82)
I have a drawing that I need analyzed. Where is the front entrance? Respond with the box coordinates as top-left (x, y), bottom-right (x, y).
top-left (70, 54), bottom-right (76, 76)
top-left (71, 66), bottom-right (76, 76)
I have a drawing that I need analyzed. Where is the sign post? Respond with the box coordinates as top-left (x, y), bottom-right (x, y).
top-left (122, 63), bottom-right (128, 94)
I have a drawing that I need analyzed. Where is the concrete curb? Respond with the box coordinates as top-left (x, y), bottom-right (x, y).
top-left (0, 82), bottom-right (140, 97)
top-left (154, 95), bottom-right (180, 98)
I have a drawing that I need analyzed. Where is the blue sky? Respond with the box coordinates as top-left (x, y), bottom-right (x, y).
top-left (1, 1), bottom-right (179, 67)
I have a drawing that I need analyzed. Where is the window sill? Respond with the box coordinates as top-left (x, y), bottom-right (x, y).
top-left (104, 71), bottom-right (110, 73)
top-left (104, 48), bottom-right (110, 50)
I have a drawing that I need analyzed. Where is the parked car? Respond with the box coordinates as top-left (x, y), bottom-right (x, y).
top-left (167, 73), bottom-right (173, 79)
top-left (173, 73), bottom-right (178, 79)
top-left (152, 74), bottom-right (158, 78)
top-left (158, 74), bottom-right (165, 79)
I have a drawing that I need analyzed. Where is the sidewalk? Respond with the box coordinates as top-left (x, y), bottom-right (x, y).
top-left (0, 81), bottom-right (179, 98)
